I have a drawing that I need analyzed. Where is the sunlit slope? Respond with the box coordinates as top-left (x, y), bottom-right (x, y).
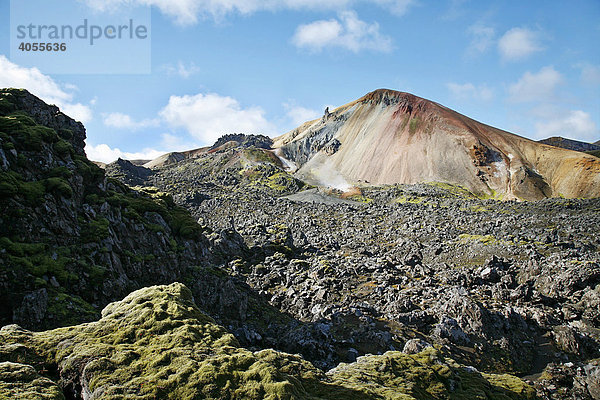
top-left (274, 89), bottom-right (600, 200)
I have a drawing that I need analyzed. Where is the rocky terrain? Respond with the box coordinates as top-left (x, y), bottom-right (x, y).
top-left (0, 283), bottom-right (536, 400)
top-left (539, 137), bottom-right (600, 153)
top-left (1, 89), bottom-right (599, 399)
top-left (107, 132), bottom-right (599, 398)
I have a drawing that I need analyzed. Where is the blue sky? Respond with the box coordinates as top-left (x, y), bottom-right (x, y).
top-left (1, 0), bottom-right (599, 162)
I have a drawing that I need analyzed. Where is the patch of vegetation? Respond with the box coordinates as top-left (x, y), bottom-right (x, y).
top-left (81, 217), bottom-right (110, 242)
top-left (47, 166), bottom-right (72, 180)
top-left (0, 170), bottom-right (46, 205)
top-left (169, 208), bottom-right (202, 239)
top-left (74, 155), bottom-right (105, 183)
top-left (243, 148), bottom-right (281, 166)
top-left (44, 177), bottom-right (73, 199)
top-left (45, 290), bottom-right (99, 327)
top-left (458, 234), bottom-right (508, 246)
top-left (395, 195), bottom-right (426, 204)
top-left (0, 113), bottom-right (58, 151)
top-left (409, 117), bottom-right (420, 134)
top-left (53, 140), bottom-right (73, 158)
top-left (426, 182), bottom-right (480, 199)
top-left (0, 284), bottom-right (536, 400)
top-left (0, 238), bottom-right (79, 286)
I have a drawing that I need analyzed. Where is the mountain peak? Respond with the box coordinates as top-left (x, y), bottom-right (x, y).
top-left (274, 89), bottom-right (600, 200)
top-left (0, 89), bottom-right (86, 156)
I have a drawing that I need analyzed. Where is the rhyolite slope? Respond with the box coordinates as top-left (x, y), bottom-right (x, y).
top-left (273, 89), bottom-right (600, 200)
top-left (0, 283), bottom-right (536, 400)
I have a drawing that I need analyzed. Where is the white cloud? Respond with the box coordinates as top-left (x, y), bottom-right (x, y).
top-left (159, 93), bottom-right (275, 144)
top-left (284, 103), bottom-right (322, 126)
top-left (498, 28), bottom-right (543, 61)
top-left (292, 11), bottom-right (393, 53)
top-left (372, 0), bottom-right (416, 16)
top-left (84, 132), bottom-right (197, 163)
top-left (85, 142), bottom-right (166, 163)
top-left (508, 66), bottom-right (563, 103)
top-left (0, 55), bottom-right (93, 123)
top-left (535, 110), bottom-right (599, 141)
top-left (578, 63), bottom-right (600, 86)
top-left (103, 112), bottom-right (160, 130)
top-left (82, 0), bottom-right (414, 24)
top-left (467, 23), bottom-right (495, 55)
top-left (447, 82), bottom-right (493, 101)
top-left (162, 61), bottom-right (200, 79)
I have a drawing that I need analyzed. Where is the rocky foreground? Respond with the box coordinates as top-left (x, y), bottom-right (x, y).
top-left (0, 283), bottom-right (536, 400)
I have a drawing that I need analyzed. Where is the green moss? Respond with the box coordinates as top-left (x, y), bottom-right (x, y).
top-left (242, 148), bottom-right (280, 165)
top-left (44, 178), bottom-right (72, 199)
top-left (144, 223), bottom-right (165, 233)
top-left (87, 265), bottom-right (107, 286)
top-left (81, 217), bottom-right (110, 242)
top-left (74, 156), bottom-right (105, 183)
top-left (0, 173), bottom-right (19, 198)
top-left (53, 140), bottom-right (73, 158)
top-left (169, 208), bottom-right (202, 239)
top-left (0, 362), bottom-right (65, 400)
top-left (20, 180), bottom-right (46, 204)
top-left (0, 113), bottom-right (58, 151)
top-left (395, 195), bottom-right (425, 204)
top-left (265, 172), bottom-right (301, 193)
top-left (409, 118), bottom-right (420, 134)
top-left (0, 96), bottom-right (17, 115)
top-left (84, 193), bottom-right (103, 205)
top-left (47, 167), bottom-right (72, 180)
top-left (458, 234), bottom-right (498, 245)
top-left (0, 171), bottom-right (46, 205)
top-left (426, 182), bottom-right (479, 199)
top-left (0, 284), bottom-right (535, 400)
top-left (347, 195), bottom-right (373, 203)
top-left (45, 291), bottom-right (99, 327)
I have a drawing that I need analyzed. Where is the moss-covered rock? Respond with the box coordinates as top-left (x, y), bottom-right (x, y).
top-left (0, 283), bottom-right (536, 400)
top-left (0, 362), bottom-right (64, 400)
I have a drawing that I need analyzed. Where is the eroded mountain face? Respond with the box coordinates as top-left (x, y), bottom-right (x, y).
top-left (273, 89), bottom-right (600, 201)
top-left (1, 89), bottom-right (599, 399)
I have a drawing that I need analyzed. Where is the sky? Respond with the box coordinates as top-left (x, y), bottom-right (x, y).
top-left (0, 0), bottom-right (599, 163)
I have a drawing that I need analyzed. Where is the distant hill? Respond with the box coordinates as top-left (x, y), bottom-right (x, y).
top-left (538, 136), bottom-right (600, 152)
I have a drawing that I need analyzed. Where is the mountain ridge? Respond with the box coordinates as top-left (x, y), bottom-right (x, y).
top-left (538, 136), bottom-right (600, 152)
top-left (273, 89), bottom-right (600, 201)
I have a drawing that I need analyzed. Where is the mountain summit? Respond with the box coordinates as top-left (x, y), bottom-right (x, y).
top-left (273, 89), bottom-right (600, 200)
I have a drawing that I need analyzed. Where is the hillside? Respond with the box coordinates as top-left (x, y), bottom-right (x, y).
top-left (539, 136), bottom-right (600, 152)
top-left (273, 89), bottom-right (600, 200)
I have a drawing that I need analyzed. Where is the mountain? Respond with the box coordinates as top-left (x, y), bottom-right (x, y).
top-left (539, 136), bottom-right (600, 152)
top-left (142, 134), bottom-right (273, 169)
top-left (273, 89), bottom-right (600, 201)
